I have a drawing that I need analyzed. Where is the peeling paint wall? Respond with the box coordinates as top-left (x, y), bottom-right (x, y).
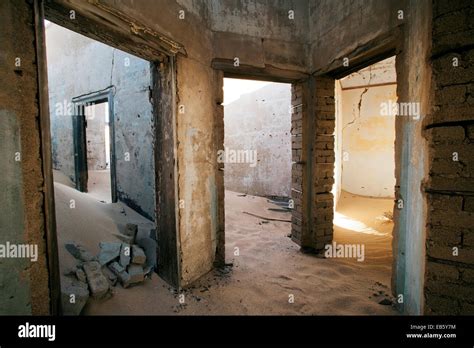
top-left (338, 58), bottom-right (397, 198)
top-left (176, 56), bottom-right (219, 286)
top-left (224, 82), bottom-right (291, 197)
top-left (46, 22), bottom-right (156, 220)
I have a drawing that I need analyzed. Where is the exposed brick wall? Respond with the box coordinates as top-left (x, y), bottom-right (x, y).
top-left (311, 77), bottom-right (335, 250)
top-left (424, 0), bottom-right (474, 315)
top-left (291, 83), bottom-right (306, 245)
top-left (291, 77), bottom-right (335, 250)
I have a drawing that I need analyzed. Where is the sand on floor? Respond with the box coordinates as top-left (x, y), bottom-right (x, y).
top-left (53, 170), bottom-right (154, 280)
top-left (87, 169), bottom-right (112, 203)
top-left (53, 178), bottom-right (397, 315)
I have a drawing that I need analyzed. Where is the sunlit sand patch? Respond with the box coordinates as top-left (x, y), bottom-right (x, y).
top-left (334, 212), bottom-right (387, 236)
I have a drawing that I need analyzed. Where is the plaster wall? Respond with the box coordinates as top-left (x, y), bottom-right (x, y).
top-left (339, 58), bottom-right (397, 198)
top-left (224, 82), bottom-right (291, 197)
top-left (340, 85), bottom-right (396, 198)
top-left (209, 0), bottom-right (309, 73)
top-left (391, 0), bottom-right (431, 315)
top-left (308, 0), bottom-right (402, 72)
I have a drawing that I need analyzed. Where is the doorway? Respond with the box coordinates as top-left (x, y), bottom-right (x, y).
top-left (38, 5), bottom-right (181, 314)
top-left (333, 56), bottom-right (397, 305)
top-left (72, 91), bottom-right (116, 204)
top-left (84, 101), bottom-right (112, 203)
top-left (221, 76), bottom-right (294, 282)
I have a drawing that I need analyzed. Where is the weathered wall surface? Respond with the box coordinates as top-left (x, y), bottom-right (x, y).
top-left (0, 0), bottom-right (51, 314)
top-left (209, 0), bottom-right (309, 73)
top-left (391, 0), bottom-right (431, 315)
top-left (339, 58), bottom-right (396, 198)
top-left (175, 56), bottom-right (221, 285)
top-left (309, 0), bottom-right (402, 73)
top-left (46, 23), bottom-right (155, 220)
top-left (224, 82), bottom-right (291, 197)
top-left (423, 0), bottom-right (474, 315)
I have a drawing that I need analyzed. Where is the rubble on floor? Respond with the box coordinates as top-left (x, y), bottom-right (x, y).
top-left (61, 223), bottom-right (155, 315)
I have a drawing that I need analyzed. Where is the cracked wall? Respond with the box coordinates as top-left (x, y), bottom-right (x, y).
top-left (338, 57), bottom-right (397, 198)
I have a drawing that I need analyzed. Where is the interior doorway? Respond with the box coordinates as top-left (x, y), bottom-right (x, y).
top-left (40, 11), bottom-right (180, 314)
top-left (333, 56), bottom-right (397, 304)
top-left (72, 90), bottom-right (116, 204)
top-left (84, 101), bottom-right (112, 203)
top-left (221, 76), bottom-right (293, 273)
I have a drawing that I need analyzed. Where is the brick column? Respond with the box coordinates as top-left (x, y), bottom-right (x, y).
top-left (311, 76), bottom-right (335, 250)
top-left (290, 82), bottom-right (307, 245)
top-left (291, 76), bottom-right (335, 251)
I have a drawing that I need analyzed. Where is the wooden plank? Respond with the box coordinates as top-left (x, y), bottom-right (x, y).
top-left (153, 58), bottom-right (180, 288)
top-left (73, 104), bottom-right (88, 192)
top-left (34, 0), bottom-right (61, 315)
top-left (108, 92), bottom-right (118, 203)
top-left (212, 59), bottom-right (308, 83)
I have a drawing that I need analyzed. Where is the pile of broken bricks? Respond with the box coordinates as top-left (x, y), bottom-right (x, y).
top-left (61, 223), bottom-right (157, 315)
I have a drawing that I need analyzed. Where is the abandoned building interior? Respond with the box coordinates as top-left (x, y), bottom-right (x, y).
top-left (0, 0), bottom-right (472, 317)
